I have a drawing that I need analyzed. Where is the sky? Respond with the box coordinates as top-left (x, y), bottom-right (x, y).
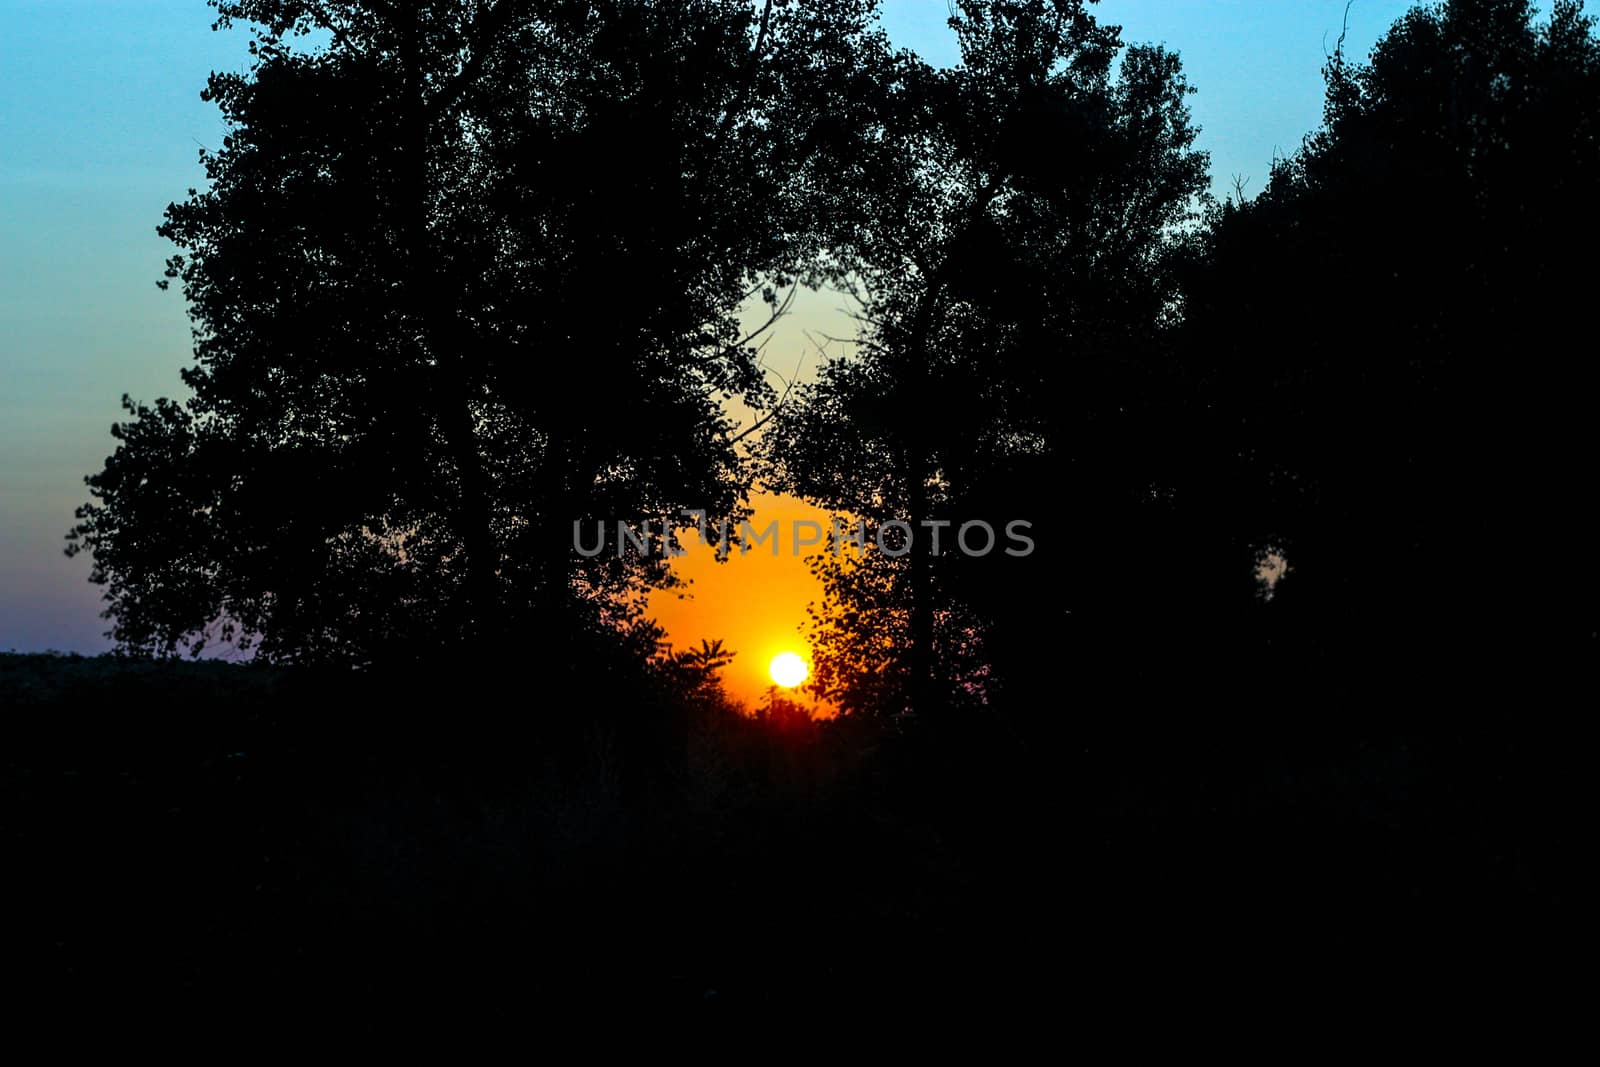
top-left (0, 0), bottom-right (1411, 696)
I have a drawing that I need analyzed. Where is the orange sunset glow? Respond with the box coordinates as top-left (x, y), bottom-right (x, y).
top-left (646, 492), bottom-right (833, 712)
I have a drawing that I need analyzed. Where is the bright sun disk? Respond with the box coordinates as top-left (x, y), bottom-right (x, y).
top-left (769, 651), bottom-right (808, 688)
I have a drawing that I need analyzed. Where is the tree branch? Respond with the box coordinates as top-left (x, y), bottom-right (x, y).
top-left (432, 0), bottom-right (526, 124)
top-left (701, 0), bottom-right (775, 176)
top-left (727, 348), bottom-right (806, 447)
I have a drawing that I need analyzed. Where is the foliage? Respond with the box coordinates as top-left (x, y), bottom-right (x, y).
top-left (762, 0), bottom-right (1210, 714)
top-left (67, 0), bottom-right (887, 665)
top-left (60, 0), bottom-right (1600, 711)
top-left (1179, 0), bottom-right (1600, 677)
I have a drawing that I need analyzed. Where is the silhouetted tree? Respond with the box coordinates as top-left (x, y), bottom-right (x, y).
top-left (762, 0), bottom-right (1209, 715)
top-left (67, 0), bottom-right (886, 665)
top-left (654, 637), bottom-right (737, 701)
top-left (1180, 0), bottom-right (1600, 690)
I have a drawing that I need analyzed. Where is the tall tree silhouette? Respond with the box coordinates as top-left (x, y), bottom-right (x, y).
top-left (1181, 0), bottom-right (1600, 692)
top-left (67, 0), bottom-right (885, 664)
top-left (761, 0), bottom-right (1208, 714)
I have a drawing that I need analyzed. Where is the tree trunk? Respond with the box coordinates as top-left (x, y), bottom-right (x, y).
top-left (905, 452), bottom-right (936, 719)
top-left (402, 14), bottom-right (501, 653)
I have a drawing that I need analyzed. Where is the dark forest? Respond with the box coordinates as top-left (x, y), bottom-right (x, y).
top-left (6, 0), bottom-right (1591, 1029)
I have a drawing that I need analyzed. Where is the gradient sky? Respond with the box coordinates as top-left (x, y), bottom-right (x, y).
top-left (0, 0), bottom-right (1411, 682)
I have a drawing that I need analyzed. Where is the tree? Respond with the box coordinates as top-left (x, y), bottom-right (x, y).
top-left (67, 0), bottom-right (886, 665)
top-left (761, 0), bottom-right (1209, 715)
top-left (1180, 0), bottom-right (1600, 689)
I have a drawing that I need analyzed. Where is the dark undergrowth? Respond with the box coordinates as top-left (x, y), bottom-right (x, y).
top-left (1, 649), bottom-right (1582, 1028)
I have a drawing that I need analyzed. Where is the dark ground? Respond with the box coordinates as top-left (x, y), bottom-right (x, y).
top-left (1, 650), bottom-right (1582, 1029)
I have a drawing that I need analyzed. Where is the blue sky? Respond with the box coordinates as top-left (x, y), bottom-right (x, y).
top-left (0, 0), bottom-right (1409, 653)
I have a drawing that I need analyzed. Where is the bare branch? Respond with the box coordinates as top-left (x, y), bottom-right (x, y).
top-left (706, 277), bottom-right (799, 371)
top-left (727, 349), bottom-right (806, 447)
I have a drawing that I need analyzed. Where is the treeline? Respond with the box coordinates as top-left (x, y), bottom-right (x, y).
top-left (64, 0), bottom-right (1598, 724)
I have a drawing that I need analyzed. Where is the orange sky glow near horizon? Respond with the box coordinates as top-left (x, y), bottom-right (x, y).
top-left (644, 491), bottom-right (838, 715)
top-left (636, 286), bottom-right (860, 715)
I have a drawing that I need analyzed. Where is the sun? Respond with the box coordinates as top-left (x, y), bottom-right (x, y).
top-left (768, 651), bottom-right (809, 688)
